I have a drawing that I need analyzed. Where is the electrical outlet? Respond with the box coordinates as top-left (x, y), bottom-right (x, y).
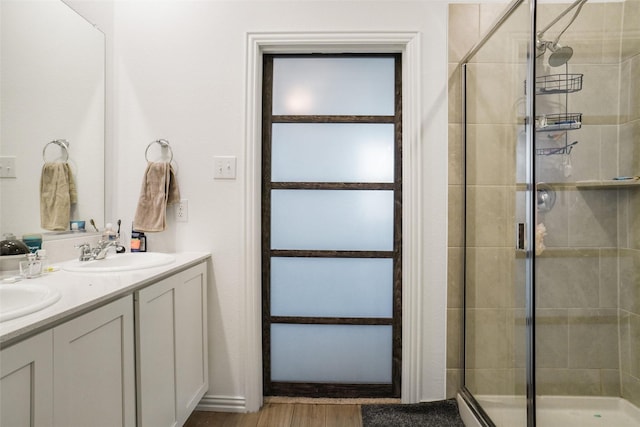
top-left (176, 199), bottom-right (188, 222)
top-left (0, 156), bottom-right (17, 178)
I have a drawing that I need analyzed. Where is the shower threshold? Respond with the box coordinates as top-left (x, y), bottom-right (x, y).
top-left (457, 394), bottom-right (640, 427)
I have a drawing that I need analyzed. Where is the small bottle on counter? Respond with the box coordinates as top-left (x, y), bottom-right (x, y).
top-left (102, 223), bottom-right (118, 242)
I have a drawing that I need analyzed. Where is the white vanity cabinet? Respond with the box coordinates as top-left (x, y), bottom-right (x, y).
top-left (0, 254), bottom-right (209, 427)
top-left (135, 263), bottom-right (208, 427)
top-left (53, 295), bottom-right (136, 427)
top-left (0, 331), bottom-right (54, 427)
top-left (0, 295), bottom-right (135, 427)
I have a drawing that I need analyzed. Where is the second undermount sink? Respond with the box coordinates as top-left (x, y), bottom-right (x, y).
top-left (0, 284), bottom-right (62, 322)
top-left (62, 252), bottom-right (176, 273)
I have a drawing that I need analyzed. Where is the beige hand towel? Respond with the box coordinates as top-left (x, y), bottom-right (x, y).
top-left (133, 162), bottom-right (181, 232)
top-left (40, 162), bottom-right (77, 231)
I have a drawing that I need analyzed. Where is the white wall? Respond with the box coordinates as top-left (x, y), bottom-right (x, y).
top-left (104, 0), bottom-right (448, 410)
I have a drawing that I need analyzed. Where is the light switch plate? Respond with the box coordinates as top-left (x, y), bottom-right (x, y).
top-left (0, 156), bottom-right (16, 178)
top-left (213, 156), bottom-right (237, 179)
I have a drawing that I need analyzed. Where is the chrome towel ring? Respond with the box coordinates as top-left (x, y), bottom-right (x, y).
top-left (145, 139), bottom-right (174, 163)
top-left (42, 139), bottom-right (70, 162)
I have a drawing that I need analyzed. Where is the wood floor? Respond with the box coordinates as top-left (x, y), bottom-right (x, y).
top-left (184, 403), bottom-right (363, 427)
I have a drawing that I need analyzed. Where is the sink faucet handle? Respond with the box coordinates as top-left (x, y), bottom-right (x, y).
top-left (97, 239), bottom-right (117, 249)
top-left (94, 240), bottom-right (117, 260)
top-left (75, 243), bottom-right (93, 261)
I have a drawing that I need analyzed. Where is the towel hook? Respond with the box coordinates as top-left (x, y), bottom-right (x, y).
top-left (42, 139), bottom-right (70, 162)
top-left (145, 139), bottom-right (174, 163)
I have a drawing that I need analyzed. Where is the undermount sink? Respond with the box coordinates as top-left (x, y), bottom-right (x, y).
top-left (0, 284), bottom-right (62, 322)
top-left (62, 252), bottom-right (176, 273)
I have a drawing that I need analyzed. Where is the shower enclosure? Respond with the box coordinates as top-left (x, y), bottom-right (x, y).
top-left (457, 0), bottom-right (640, 425)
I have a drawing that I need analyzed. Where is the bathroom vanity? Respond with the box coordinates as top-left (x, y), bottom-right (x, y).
top-left (0, 252), bottom-right (210, 427)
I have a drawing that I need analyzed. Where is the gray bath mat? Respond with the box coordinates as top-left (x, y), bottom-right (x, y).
top-left (361, 399), bottom-right (465, 427)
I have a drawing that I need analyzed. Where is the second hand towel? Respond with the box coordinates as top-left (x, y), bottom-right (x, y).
top-left (133, 162), bottom-right (180, 232)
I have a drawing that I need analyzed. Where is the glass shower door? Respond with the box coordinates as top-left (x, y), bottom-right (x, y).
top-left (462, 1), bottom-right (532, 425)
top-left (534, 0), bottom-right (640, 425)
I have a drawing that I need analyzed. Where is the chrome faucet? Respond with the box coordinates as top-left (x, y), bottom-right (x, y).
top-left (75, 240), bottom-right (118, 261)
top-left (93, 240), bottom-right (117, 260)
top-left (76, 243), bottom-right (93, 261)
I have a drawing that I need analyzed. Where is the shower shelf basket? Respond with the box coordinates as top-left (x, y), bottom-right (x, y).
top-left (536, 140), bottom-right (578, 156)
top-left (535, 73), bottom-right (583, 95)
top-left (535, 113), bottom-right (582, 132)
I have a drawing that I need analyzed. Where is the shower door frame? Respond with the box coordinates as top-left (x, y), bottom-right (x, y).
top-left (458, 0), bottom-right (538, 426)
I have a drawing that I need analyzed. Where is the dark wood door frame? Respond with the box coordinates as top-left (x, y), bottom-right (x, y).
top-left (261, 53), bottom-right (402, 398)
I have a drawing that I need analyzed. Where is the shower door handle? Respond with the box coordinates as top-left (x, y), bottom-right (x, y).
top-left (517, 223), bottom-right (526, 250)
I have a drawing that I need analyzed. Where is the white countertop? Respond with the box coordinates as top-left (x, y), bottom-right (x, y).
top-left (0, 251), bottom-right (210, 348)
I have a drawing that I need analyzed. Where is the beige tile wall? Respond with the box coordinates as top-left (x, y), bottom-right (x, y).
top-left (449, 0), bottom-right (530, 397)
top-left (447, 1), bottom-right (640, 405)
top-left (447, 4), bottom-right (505, 397)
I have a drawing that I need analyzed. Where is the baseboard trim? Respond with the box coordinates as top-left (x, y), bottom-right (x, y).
top-left (196, 395), bottom-right (247, 413)
top-left (194, 394), bottom-right (404, 413)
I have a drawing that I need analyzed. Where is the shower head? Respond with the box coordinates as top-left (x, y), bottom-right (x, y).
top-left (536, 40), bottom-right (574, 67)
top-left (536, 0), bottom-right (587, 66)
top-left (548, 43), bottom-right (574, 67)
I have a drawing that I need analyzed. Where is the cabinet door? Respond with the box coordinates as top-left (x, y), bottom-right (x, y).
top-left (0, 331), bottom-right (53, 427)
top-left (175, 264), bottom-right (208, 423)
top-left (136, 262), bottom-right (208, 427)
top-left (53, 295), bottom-right (135, 427)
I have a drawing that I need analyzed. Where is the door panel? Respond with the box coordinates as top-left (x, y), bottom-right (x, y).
top-left (271, 257), bottom-right (393, 318)
top-left (271, 324), bottom-right (393, 383)
top-left (272, 56), bottom-right (395, 115)
top-left (271, 123), bottom-right (395, 183)
top-left (271, 189), bottom-right (394, 251)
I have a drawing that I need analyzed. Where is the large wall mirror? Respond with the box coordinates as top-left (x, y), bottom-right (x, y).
top-left (0, 0), bottom-right (105, 239)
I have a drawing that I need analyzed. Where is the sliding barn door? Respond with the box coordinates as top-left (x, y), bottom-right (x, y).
top-left (262, 54), bottom-right (402, 398)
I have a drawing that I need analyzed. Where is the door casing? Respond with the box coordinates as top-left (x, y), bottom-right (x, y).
top-left (241, 31), bottom-right (447, 412)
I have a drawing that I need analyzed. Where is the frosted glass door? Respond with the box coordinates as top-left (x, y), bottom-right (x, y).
top-left (271, 258), bottom-right (393, 318)
top-left (271, 324), bottom-right (393, 383)
top-left (271, 189), bottom-right (394, 251)
top-left (272, 56), bottom-right (395, 115)
top-left (262, 54), bottom-right (402, 398)
top-left (272, 123), bottom-right (395, 183)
